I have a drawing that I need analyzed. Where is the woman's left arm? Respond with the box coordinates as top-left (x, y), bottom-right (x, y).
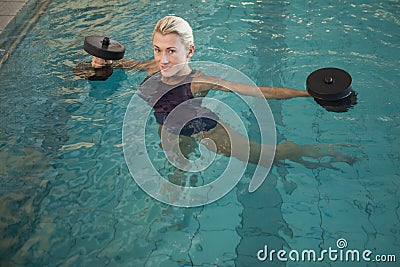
top-left (193, 73), bottom-right (310, 99)
top-left (256, 85), bottom-right (310, 99)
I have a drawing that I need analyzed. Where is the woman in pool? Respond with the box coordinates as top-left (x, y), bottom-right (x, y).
top-left (75, 15), bottom-right (355, 172)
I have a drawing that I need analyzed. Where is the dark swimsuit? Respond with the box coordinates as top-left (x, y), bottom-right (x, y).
top-left (139, 70), bottom-right (218, 136)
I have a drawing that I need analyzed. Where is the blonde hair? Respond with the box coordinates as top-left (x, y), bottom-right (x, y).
top-left (153, 16), bottom-right (194, 50)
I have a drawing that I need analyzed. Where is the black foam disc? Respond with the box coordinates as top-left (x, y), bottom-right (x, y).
top-left (315, 91), bottom-right (358, 113)
top-left (306, 68), bottom-right (352, 101)
top-left (84, 36), bottom-right (125, 60)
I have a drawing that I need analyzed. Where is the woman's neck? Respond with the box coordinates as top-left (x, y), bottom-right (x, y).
top-left (161, 67), bottom-right (192, 84)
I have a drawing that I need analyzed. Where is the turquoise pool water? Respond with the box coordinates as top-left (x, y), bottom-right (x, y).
top-left (0, 0), bottom-right (399, 266)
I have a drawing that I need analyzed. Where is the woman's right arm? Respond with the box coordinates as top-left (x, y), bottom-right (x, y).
top-left (92, 56), bottom-right (159, 74)
top-left (112, 59), bottom-right (159, 74)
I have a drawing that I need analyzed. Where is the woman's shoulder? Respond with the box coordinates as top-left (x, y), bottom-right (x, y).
top-left (191, 70), bottom-right (213, 94)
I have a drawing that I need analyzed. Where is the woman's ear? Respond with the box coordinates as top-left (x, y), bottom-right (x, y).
top-left (187, 45), bottom-right (195, 58)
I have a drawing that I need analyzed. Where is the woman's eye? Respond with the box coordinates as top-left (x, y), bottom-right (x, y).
top-left (154, 48), bottom-right (160, 53)
top-left (169, 50), bottom-right (176, 54)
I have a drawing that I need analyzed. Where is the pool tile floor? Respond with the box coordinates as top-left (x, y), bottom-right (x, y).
top-left (0, 0), bottom-right (28, 31)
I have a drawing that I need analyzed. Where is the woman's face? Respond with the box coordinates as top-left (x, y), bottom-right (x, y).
top-left (153, 32), bottom-right (193, 78)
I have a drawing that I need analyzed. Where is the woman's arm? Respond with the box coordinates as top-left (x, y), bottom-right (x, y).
top-left (255, 85), bottom-right (310, 99)
top-left (192, 73), bottom-right (310, 99)
top-left (91, 56), bottom-right (159, 74)
top-left (112, 59), bottom-right (159, 74)
top-left (74, 57), bottom-right (160, 80)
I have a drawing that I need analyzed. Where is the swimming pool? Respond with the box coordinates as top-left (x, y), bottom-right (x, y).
top-left (0, 0), bottom-right (399, 266)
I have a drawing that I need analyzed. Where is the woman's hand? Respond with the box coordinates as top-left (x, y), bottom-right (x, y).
top-left (91, 56), bottom-right (112, 68)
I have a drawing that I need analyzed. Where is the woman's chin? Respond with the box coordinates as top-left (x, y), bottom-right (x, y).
top-left (161, 65), bottom-right (190, 78)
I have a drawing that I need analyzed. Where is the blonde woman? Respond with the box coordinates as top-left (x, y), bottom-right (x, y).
top-left (75, 16), bottom-right (355, 172)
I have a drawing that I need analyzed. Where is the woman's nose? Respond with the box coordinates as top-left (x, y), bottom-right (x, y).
top-left (161, 52), bottom-right (169, 63)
